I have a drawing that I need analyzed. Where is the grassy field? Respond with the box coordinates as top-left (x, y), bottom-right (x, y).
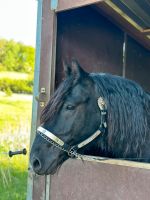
top-left (0, 92), bottom-right (32, 132)
top-left (0, 92), bottom-right (32, 200)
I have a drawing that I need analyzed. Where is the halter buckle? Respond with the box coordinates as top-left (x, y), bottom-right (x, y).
top-left (68, 146), bottom-right (78, 158)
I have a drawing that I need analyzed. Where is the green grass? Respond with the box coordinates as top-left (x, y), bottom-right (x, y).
top-left (0, 92), bottom-right (32, 132)
top-left (0, 92), bottom-right (32, 200)
top-left (0, 156), bottom-right (28, 200)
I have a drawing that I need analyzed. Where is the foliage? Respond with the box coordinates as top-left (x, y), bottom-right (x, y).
top-left (0, 77), bottom-right (33, 94)
top-left (0, 71), bottom-right (33, 94)
top-left (4, 87), bottom-right (12, 96)
top-left (0, 39), bottom-right (35, 73)
top-left (0, 93), bottom-right (32, 200)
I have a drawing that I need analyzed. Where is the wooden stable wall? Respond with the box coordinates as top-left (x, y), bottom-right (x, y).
top-left (27, 0), bottom-right (150, 200)
top-left (126, 36), bottom-right (150, 91)
top-left (50, 159), bottom-right (150, 200)
top-left (55, 6), bottom-right (150, 90)
top-left (56, 6), bottom-right (124, 87)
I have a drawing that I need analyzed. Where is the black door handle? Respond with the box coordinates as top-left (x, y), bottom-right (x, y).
top-left (9, 148), bottom-right (27, 157)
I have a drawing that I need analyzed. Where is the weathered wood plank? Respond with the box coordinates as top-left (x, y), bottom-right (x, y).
top-left (120, 0), bottom-right (150, 27)
top-left (36, 0), bottom-right (57, 199)
top-left (110, 0), bottom-right (147, 29)
top-left (56, 0), bottom-right (104, 12)
top-left (50, 159), bottom-right (150, 200)
top-left (78, 156), bottom-right (150, 170)
top-left (27, 0), bottom-right (57, 199)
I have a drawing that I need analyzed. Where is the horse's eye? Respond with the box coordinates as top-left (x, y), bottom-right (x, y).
top-left (66, 105), bottom-right (75, 110)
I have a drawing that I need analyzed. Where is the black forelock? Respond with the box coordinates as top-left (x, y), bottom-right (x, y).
top-left (40, 76), bottom-right (75, 124)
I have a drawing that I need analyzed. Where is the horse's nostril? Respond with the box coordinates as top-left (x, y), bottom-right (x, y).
top-left (32, 157), bottom-right (41, 171)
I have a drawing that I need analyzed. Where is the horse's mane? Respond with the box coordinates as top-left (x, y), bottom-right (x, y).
top-left (90, 73), bottom-right (150, 159)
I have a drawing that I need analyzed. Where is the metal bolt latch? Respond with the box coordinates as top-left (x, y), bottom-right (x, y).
top-left (39, 87), bottom-right (46, 107)
top-left (35, 87), bottom-right (47, 107)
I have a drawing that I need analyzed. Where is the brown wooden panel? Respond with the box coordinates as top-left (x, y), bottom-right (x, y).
top-left (39, 0), bottom-right (56, 104)
top-left (56, 0), bottom-right (104, 12)
top-left (125, 35), bottom-right (150, 92)
top-left (32, 0), bottom-right (57, 199)
top-left (50, 159), bottom-right (150, 200)
top-left (56, 6), bottom-right (124, 86)
top-left (33, 176), bottom-right (46, 200)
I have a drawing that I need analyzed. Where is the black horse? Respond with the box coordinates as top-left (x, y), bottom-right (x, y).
top-left (30, 60), bottom-right (150, 175)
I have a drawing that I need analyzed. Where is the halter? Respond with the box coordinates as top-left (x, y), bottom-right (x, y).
top-left (37, 97), bottom-right (107, 159)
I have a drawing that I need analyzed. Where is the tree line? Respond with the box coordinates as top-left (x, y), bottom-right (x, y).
top-left (0, 39), bottom-right (35, 73)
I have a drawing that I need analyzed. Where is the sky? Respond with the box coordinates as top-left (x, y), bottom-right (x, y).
top-left (0, 0), bottom-right (37, 47)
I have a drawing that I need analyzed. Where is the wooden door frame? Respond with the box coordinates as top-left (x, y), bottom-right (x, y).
top-left (27, 0), bottom-right (57, 199)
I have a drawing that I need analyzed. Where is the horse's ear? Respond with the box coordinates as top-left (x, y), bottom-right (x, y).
top-left (63, 59), bottom-right (87, 79)
top-left (70, 59), bottom-right (87, 79)
top-left (63, 61), bottom-right (71, 77)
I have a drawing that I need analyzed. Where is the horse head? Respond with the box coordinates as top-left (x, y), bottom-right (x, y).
top-left (30, 60), bottom-right (102, 175)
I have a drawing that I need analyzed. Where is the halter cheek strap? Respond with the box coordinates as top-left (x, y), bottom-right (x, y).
top-left (37, 97), bottom-right (107, 158)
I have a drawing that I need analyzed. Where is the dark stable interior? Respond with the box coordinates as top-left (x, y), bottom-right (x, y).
top-left (56, 6), bottom-right (150, 92)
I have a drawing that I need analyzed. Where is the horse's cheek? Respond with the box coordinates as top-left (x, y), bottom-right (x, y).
top-left (59, 110), bottom-right (77, 132)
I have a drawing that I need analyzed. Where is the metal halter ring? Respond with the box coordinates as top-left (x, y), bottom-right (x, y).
top-left (68, 146), bottom-right (78, 158)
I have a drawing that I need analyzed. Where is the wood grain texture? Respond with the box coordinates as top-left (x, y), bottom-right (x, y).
top-left (50, 159), bottom-right (150, 200)
top-left (32, 0), bottom-right (57, 199)
top-left (56, 0), bottom-right (104, 12)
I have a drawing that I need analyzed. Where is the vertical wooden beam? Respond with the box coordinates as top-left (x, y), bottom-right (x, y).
top-left (27, 0), bottom-right (57, 199)
top-left (32, 0), bottom-right (57, 198)
top-left (31, 0), bottom-right (46, 196)
top-left (41, 3), bottom-right (57, 198)
top-left (26, 0), bottom-right (43, 199)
